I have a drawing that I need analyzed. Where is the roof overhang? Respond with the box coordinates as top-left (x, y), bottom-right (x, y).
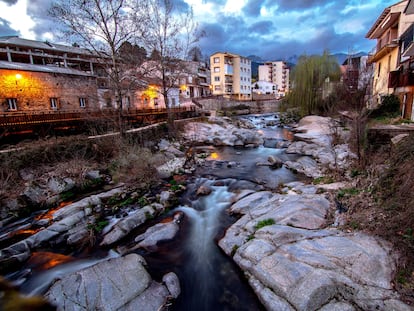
top-left (366, 11), bottom-right (400, 39)
top-left (367, 44), bottom-right (398, 64)
top-left (0, 60), bottom-right (95, 77)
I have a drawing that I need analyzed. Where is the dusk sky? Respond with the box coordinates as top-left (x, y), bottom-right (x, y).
top-left (0, 0), bottom-right (397, 61)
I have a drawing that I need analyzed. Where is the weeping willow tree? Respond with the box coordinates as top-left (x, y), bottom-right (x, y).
top-left (289, 51), bottom-right (341, 116)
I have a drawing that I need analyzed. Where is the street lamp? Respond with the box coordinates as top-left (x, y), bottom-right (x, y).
top-left (15, 73), bottom-right (22, 85)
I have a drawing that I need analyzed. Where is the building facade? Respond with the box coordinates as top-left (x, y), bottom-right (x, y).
top-left (251, 80), bottom-right (277, 95)
top-left (366, 0), bottom-right (414, 120)
top-left (210, 52), bottom-right (252, 100)
top-left (0, 36), bottom-right (120, 112)
top-left (179, 61), bottom-right (211, 102)
top-left (258, 61), bottom-right (290, 98)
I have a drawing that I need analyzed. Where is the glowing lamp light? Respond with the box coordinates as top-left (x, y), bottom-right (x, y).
top-left (15, 73), bottom-right (22, 80)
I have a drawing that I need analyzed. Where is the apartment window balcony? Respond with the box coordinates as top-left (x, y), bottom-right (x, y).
top-left (368, 41), bottom-right (398, 64)
top-left (388, 70), bottom-right (414, 88)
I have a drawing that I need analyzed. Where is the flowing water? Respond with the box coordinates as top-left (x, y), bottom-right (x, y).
top-left (4, 113), bottom-right (299, 310)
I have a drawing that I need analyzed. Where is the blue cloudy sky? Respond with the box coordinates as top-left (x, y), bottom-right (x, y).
top-left (0, 0), bottom-right (397, 60)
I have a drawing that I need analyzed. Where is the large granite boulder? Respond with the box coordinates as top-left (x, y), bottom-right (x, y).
top-left (219, 185), bottom-right (411, 311)
top-left (100, 203), bottom-right (165, 246)
top-left (0, 188), bottom-right (124, 265)
top-left (46, 253), bottom-right (180, 311)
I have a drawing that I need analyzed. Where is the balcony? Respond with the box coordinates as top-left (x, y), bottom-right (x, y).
top-left (388, 70), bottom-right (414, 88)
top-left (368, 38), bottom-right (398, 64)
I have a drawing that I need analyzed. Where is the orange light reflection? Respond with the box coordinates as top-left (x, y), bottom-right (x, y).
top-left (210, 152), bottom-right (219, 160)
top-left (28, 252), bottom-right (74, 270)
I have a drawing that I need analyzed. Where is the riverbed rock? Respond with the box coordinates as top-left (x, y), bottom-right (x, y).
top-left (162, 272), bottom-right (181, 299)
top-left (156, 158), bottom-right (186, 179)
top-left (219, 190), bottom-right (411, 310)
top-left (183, 118), bottom-right (264, 147)
top-left (100, 203), bottom-right (165, 246)
top-left (285, 156), bottom-right (323, 178)
top-left (196, 185), bottom-right (213, 196)
top-left (135, 221), bottom-right (179, 251)
top-left (45, 253), bottom-right (178, 311)
top-left (267, 155), bottom-right (283, 168)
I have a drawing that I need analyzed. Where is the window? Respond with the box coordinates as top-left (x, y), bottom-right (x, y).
top-left (214, 57), bottom-right (220, 63)
top-left (50, 98), bottom-right (58, 109)
top-left (79, 97), bottom-right (86, 108)
top-left (214, 76), bottom-right (220, 82)
top-left (214, 85), bottom-right (221, 91)
top-left (7, 98), bottom-right (17, 111)
top-left (214, 67), bottom-right (220, 73)
top-left (106, 98), bottom-right (112, 107)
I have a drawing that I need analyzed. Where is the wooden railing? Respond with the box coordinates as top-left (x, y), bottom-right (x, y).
top-left (0, 106), bottom-right (197, 135)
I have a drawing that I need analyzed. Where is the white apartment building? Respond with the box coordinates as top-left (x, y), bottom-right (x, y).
top-left (258, 61), bottom-right (290, 98)
top-left (210, 52), bottom-right (252, 100)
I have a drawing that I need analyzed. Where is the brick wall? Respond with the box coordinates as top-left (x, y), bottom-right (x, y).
top-left (0, 69), bottom-right (100, 112)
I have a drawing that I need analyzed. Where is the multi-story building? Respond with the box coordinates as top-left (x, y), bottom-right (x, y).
top-left (210, 52), bottom-right (252, 100)
top-left (341, 55), bottom-right (372, 91)
top-left (258, 61), bottom-right (290, 98)
top-left (251, 80), bottom-right (277, 95)
top-left (366, 0), bottom-right (414, 120)
top-left (0, 36), bottom-right (120, 112)
top-left (179, 61), bottom-right (211, 101)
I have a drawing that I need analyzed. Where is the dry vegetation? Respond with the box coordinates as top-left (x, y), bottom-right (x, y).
top-left (340, 134), bottom-right (414, 303)
top-left (0, 135), bottom-right (164, 207)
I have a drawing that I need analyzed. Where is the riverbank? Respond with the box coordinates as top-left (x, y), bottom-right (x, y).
top-left (0, 113), bottom-right (412, 310)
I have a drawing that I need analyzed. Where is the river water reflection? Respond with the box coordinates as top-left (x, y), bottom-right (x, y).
top-left (7, 113), bottom-right (298, 310)
top-left (142, 114), bottom-right (299, 310)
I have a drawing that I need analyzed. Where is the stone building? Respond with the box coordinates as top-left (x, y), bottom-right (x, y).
top-left (0, 36), bottom-right (113, 113)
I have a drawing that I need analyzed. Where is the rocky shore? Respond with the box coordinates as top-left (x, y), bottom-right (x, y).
top-left (0, 114), bottom-right (412, 310)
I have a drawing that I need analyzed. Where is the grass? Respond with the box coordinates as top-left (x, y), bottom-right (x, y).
top-left (337, 187), bottom-right (360, 199)
top-left (254, 218), bottom-right (276, 230)
top-left (313, 176), bottom-right (334, 184)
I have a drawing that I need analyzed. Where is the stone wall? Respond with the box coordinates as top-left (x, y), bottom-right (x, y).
top-left (196, 97), bottom-right (280, 114)
top-left (0, 69), bottom-right (100, 112)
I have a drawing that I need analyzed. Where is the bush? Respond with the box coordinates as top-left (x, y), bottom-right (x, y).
top-left (369, 94), bottom-right (401, 119)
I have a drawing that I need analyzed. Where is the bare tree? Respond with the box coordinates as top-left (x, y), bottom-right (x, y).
top-left (134, 0), bottom-right (201, 135)
top-left (49, 0), bottom-right (144, 135)
top-left (326, 55), bottom-right (373, 166)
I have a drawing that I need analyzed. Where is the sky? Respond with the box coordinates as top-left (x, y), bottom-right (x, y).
top-left (0, 0), bottom-right (398, 61)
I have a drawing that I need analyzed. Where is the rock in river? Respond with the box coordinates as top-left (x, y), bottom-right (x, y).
top-left (46, 253), bottom-right (179, 311)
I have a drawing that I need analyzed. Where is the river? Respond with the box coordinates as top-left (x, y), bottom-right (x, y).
top-left (4, 113), bottom-right (299, 310)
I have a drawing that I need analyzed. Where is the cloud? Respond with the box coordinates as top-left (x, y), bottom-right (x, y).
top-left (0, 0), bottom-right (398, 61)
top-left (242, 0), bottom-right (264, 17)
top-left (248, 20), bottom-right (274, 34)
top-left (0, 0), bottom-right (18, 5)
top-left (0, 16), bottom-right (19, 36)
top-left (275, 0), bottom-right (328, 11)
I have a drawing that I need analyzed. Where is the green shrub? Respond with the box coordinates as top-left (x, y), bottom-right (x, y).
top-left (369, 94), bottom-right (401, 119)
top-left (255, 218), bottom-right (276, 230)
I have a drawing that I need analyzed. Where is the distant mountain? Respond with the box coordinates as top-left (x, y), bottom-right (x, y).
top-left (279, 52), bottom-right (368, 66)
top-left (248, 55), bottom-right (264, 79)
top-left (247, 55), bottom-right (265, 63)
top-left (333, 52), bottom-right (368, 65)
